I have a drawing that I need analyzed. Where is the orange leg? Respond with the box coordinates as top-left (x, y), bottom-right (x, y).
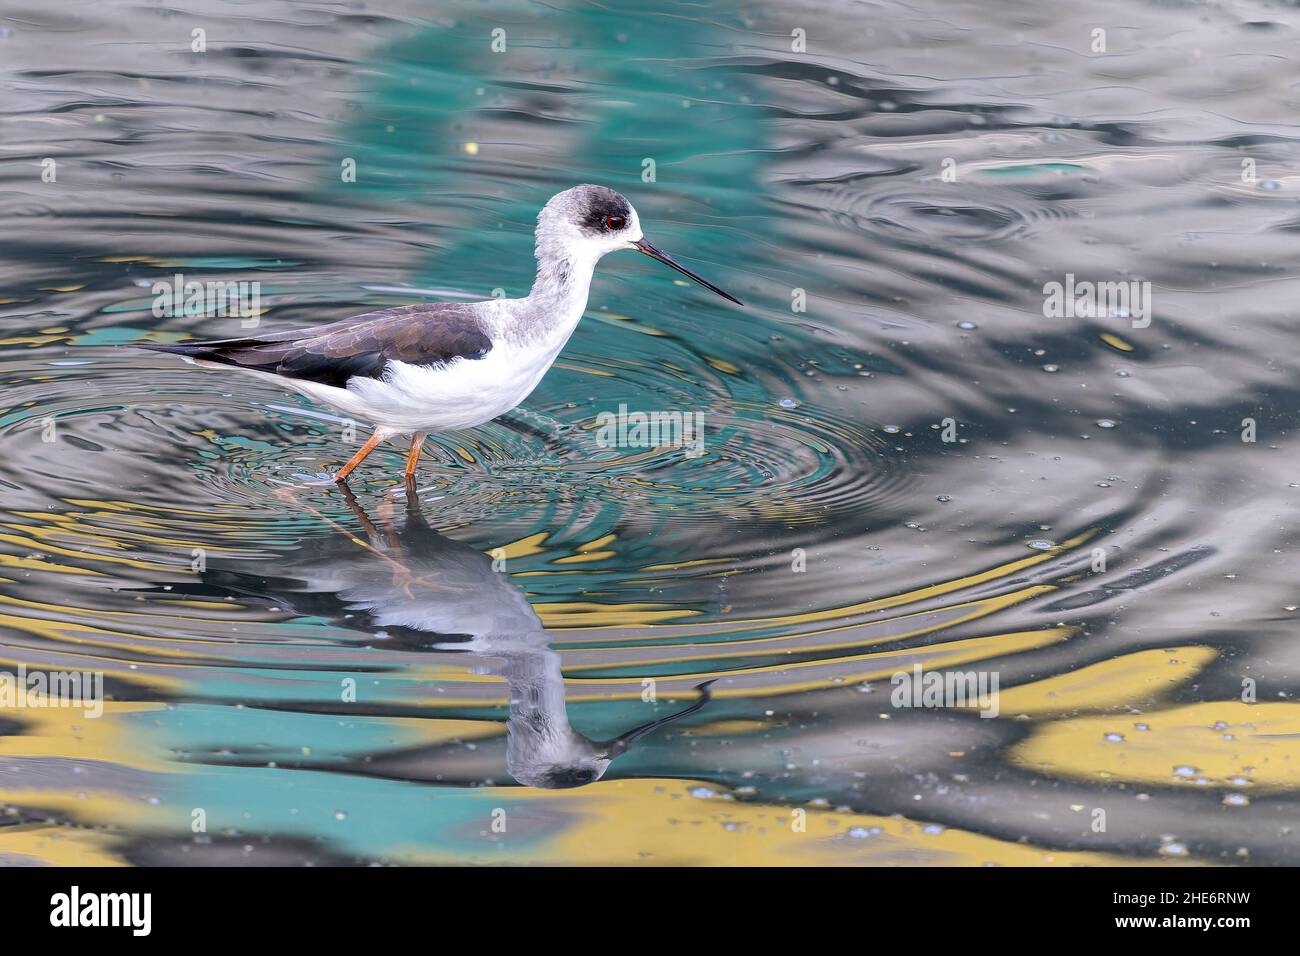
top-left (334, 431), bottom-right (384, 482)
top-left (404, 432), bottom-right (426, 479)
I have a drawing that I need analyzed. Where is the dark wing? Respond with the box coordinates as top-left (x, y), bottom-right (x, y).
top-left (137, 303), bottom-right (493, 389)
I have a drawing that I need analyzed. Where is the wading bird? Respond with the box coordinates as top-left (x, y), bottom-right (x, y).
top-left (140, 185), bottom-right (741, 482)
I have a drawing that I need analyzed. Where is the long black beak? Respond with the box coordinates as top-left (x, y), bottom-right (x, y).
top-left (633, 238), bottom-right (742, 305)
top-left (600, 679), bottom-right (718, 758)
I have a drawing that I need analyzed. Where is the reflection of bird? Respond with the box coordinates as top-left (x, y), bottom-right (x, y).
top-left (140, 185), bottom-right (740, 483)
top-left (271, 480), bottom-right (715, 788)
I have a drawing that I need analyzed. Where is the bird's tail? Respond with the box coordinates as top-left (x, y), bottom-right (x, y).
top-left (132, 339), bottom-right (273, 363)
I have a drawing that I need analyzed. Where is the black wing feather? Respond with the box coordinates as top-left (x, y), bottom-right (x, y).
top-left (138, 303), bottom-right (493, 389)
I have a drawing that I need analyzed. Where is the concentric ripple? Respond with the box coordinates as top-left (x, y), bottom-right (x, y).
top-left (0, 328), bottom-right (916, 537)
top-left (4, 0), bottom-right (1300, 867)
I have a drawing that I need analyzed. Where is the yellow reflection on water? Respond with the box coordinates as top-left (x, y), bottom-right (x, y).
top-left (1013, 701), bottom-right (1300, 791)
top-left (997, 646), bottom-right (1217, 717)
top-left (392, 779), bottom-right (1181, 867)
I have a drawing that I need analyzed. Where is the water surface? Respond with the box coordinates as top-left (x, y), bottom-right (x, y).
top-left (1, 0), bottom-right (1298, 865)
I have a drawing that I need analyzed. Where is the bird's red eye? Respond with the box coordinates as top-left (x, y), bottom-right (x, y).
top-left (604, 215), bottom-right (626, 230)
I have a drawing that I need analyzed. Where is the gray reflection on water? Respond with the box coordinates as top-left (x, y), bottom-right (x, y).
top-left (270, 483), bottom-right (716, 789)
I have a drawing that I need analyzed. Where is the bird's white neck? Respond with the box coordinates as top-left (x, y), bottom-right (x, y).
top-left (509, 241), bottom-right (600, 343)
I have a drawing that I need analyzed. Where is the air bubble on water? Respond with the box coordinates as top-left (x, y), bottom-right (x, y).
top-left (936, 495), bottom-right (951, 502)
top-left (1173, 765), bottom-right (1198, 778)
top-left (848, 826), bottom-right (879, 839)
top-left (921, 823), bottom-right (946, 835)
top-left (1222, 793), bottom-right (1250, 807)
top-left (957, 321), bottom-right (977, 330)
top-left (1027, 539), bottom-right (1054, 550)
top-left (1103, 732), bottom-right (1124, 743)
top-left (1115, 369), bottom-right (1131, 377)
top-left (690, 786), bottom-right (718, 800)
top-left (883, 425), bottom-right (901, 434)
top-left (1259, 180), bottom-right (1281, 191)
top-left (1096, 419), bottom-right (1117, 429)
top-left (333, 810), bottom-right (347, 820)
top-left (778, 398), bottom-right (799, 409)
top-left (1159, 841), bottom-right (1189, 857)
top-left (1041, 364), bottom-right (1059, 373)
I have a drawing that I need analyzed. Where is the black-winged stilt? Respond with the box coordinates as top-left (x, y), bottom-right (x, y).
top-left (140, 185), bottom-right (742, 482)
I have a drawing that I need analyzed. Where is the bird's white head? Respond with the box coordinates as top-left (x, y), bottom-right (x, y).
top-left (536, 184), bottom-right (643, 262)
top-left (533, 184), bottom-right (742, 305)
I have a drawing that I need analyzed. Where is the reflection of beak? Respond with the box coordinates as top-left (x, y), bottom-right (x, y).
top-left (599, 679), bottom-right (718, 758)
top-left (633, 238), bottom-right (742, 305)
